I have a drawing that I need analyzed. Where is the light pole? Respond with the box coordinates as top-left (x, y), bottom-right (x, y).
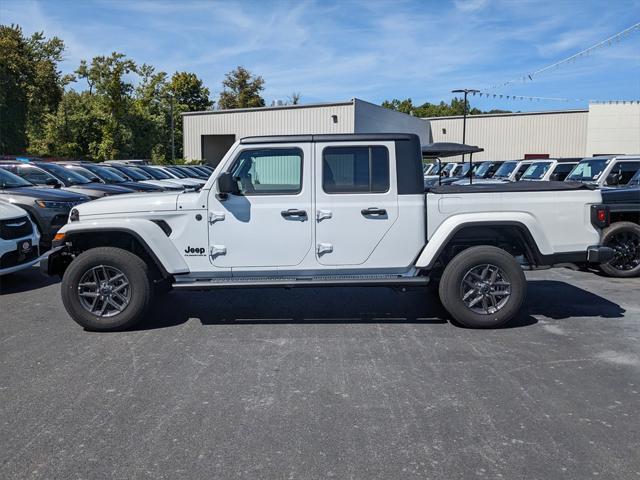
top-left (451, 88), bottom-right (479, 183)
top-left (166, 91), bottom-right (175, 163)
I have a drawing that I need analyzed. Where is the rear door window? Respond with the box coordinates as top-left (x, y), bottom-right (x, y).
top-left (323, 146), bottom-right (389, 193)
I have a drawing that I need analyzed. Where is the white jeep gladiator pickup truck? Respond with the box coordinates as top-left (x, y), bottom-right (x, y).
top-left (42, 134), bottom-right (613, 331)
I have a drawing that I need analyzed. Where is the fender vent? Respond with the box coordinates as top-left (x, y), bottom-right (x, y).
top-left (151, 220), bottom-right (172, 236)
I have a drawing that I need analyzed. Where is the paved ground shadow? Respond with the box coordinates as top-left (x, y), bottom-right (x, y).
top-left (523, 280), bottom-right (625, 320)
top-left (0, 266), bottom-right (59, 295)
top-left (135, 285), bottom-right (540, 331)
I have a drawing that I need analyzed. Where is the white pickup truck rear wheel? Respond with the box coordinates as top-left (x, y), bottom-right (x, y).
top-left (438, 246), bottom-right (526, 328)
top-left (61, 247), bottom-right (153, 331)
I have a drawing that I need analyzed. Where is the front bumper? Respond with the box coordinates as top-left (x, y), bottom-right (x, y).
top-left (0, 235), bottom-right (41, 276)
top-left (587, 245), bottom-right (615, 264)
top-left (39, 245), bottom-right (68, 277)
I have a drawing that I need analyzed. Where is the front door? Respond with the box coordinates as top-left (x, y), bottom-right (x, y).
top-left (314, 142), bottom-right (398, 266)
top-left (208, 144), bottom-right (312, 269)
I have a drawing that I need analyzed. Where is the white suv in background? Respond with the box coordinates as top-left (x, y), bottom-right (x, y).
top-left (0, 202), bottom-right (41, 276)
top-left (565, 155), bottom-right (640, 187)
top-left (491, 160), bottom-right (534, 182)
top-left (520, 159), bottom-right (580, 181)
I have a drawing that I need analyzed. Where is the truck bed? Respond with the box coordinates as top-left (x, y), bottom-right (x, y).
top-left (428, 181), bottom-right (594, 194)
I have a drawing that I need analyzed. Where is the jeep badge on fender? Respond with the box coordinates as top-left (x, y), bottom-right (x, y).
top-left (184, 246), bottom-right (205, 256)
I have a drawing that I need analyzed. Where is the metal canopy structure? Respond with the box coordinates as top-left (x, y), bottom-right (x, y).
top-left (421, 142), bottom-right (484, 158)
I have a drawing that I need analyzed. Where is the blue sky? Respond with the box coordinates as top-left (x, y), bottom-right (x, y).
top-left (2, 0), bottom-right (639, 111)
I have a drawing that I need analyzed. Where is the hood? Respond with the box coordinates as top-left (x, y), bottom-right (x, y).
top-left (117, 181), bottom-right (165, 192)
top-left (0, 200), bottom-right (29, 219)
top-left (75, 183), bottom-right (136, 194)
top-left (77, 191), bottom-right (180, 217)
top-left (601, 185), bottom-right (640, 204)
top-left (0, 185), bottom-right (90, 201)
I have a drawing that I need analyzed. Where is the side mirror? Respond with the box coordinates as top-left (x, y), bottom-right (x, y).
top-left (46, 178), bottom-right (61, 188)
top-left (606, 172), bottom-right (620, 186)
top-left (549, 173), bottom-right (560, 181)
top-left (217, 172), bottom-right (239, 196)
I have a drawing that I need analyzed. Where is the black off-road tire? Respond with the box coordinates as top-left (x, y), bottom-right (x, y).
top-left (438, 246), bottom-right (526, 328)
top-left (600, 222), bottom-right (640, 278)
top-left (61, 247), bottom-right (153, 331)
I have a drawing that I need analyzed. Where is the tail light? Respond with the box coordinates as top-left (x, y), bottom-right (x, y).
top-left (590, 205), bottom-right (610, 229)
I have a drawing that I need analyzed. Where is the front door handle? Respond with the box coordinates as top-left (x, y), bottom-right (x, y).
top-left (361, 207), bottom-right (387, 217)
top-left (281, 209), bottom-right (307, 219)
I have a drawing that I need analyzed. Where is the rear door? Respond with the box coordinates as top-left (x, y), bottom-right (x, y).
top-left (314, 141), bottom-right (398, 266)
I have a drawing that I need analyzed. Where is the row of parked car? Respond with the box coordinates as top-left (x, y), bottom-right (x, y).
top-left (424, 155), bottom-right (640, 187)
top-left (424, 154), bottom-right (640, 278)
top-left (0, 160), bottom-right (213, 276)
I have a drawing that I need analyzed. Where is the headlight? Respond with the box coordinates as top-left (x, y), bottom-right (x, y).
top-left (35, 199), bottom-right (87, 208)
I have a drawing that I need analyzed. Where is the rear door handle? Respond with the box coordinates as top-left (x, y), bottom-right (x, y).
top-left (281, 209), bottom-right (307, 219)
top-left (361, 207), bottom-right (387, 217)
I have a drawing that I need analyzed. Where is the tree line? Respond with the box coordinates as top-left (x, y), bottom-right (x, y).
top-left (381, 98), bottom-right (510, 117)
top-left (0, 25), bottom-right (266, 162)
top-left (1, 24), bottom-right (505, 162)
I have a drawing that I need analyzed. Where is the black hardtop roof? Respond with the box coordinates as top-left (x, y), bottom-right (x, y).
top-left (240, 133), bottom-right (420, 144)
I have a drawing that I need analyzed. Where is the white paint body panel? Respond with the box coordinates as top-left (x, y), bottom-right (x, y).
top-left (415, 189), bottom-right (602, 268)
top-left (0, 202), bottom-right (41, 276)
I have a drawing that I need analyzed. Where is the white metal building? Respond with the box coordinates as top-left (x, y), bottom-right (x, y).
top-left (182, 98), bottom-right (429, 165)
top-left (425, 102), bottom-right (640, 161)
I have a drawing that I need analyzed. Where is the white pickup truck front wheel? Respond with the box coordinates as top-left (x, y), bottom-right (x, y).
top-left (61, 247), bottom-right (152, 331)
top-left (438, 246), bottom-right (526, 328)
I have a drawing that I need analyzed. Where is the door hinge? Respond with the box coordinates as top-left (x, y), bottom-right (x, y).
top-left (208, 212), bottom-right (225, 224)
top-left (316, 210), bottom-right (332, 221)
top-left (210, 245), bottom-right (227, 258)
top-left (316, 243), bottom-right (333, 255)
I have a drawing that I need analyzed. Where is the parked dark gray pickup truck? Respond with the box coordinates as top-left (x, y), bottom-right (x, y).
top-left (599, 170), bottom-right (640, 277)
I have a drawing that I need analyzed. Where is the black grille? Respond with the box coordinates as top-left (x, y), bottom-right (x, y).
top-left (0, 216), bottom-right (33, 240)
top-left (0, 247), bottom-right (38, 269)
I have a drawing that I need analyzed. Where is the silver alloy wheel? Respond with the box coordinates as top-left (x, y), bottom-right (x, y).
top-left (460, 264), bottom-right (511, 315)
top-left (77, 265), bottom-right (131, 317)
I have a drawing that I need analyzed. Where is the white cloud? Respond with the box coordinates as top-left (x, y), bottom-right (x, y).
top-left (454, 0), bottom-right (488, 12)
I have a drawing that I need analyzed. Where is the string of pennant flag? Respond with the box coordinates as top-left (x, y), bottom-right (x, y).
top-left (472, 22), bottom-right (640, 102)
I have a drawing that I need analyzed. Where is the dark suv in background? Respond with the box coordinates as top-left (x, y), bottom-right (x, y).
top-left (0, 161), bottom-right (135, 199)
top-left (0, 168), bottom-right (89, 248)
top-left (60, 163), bottom-right (166, 192)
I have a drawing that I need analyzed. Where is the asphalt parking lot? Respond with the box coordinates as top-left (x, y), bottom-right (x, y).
top-left (1, 267), bottom-right (639, 479)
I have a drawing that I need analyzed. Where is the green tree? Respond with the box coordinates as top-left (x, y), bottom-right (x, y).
top-left (218, 66), bottom-right (265, 109)
top-left (382, 97), bottom-right (502, 118)
top-left (165, 71), bottom-right (213, 160)
top-left (75, 52), bottom-right (138, 159)
top-left (0, 25), bottom-right (66, 154)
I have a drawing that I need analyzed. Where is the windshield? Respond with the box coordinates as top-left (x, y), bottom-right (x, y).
top-left (0, 167), bottom-right (33, 188)
top-left (84, 164), bottom-right (128, 183)
top-left (493, 162), bottom-right (518, 178)
top-left (114, 165), bottom-right (151, 181)
top-left (565, 159), bottom-right (609, 183)
top-left (457, 163), bottom-right (471, 176)
top-left (140, 166), bottom-right (171, 179)
top-left (521, 162), bottom-right (552, 180)
top-left (165, 166), bottom-right (187, 178)
top-left (39, 163), bottom-right (91, 185)
top-left (443, 163), bottom-right (456, 174)
top-left (474, 162), bottom-right (495, 178)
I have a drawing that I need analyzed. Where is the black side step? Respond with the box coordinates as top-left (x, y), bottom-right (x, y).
top-left (172, 275), bottom-right (429, 290)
